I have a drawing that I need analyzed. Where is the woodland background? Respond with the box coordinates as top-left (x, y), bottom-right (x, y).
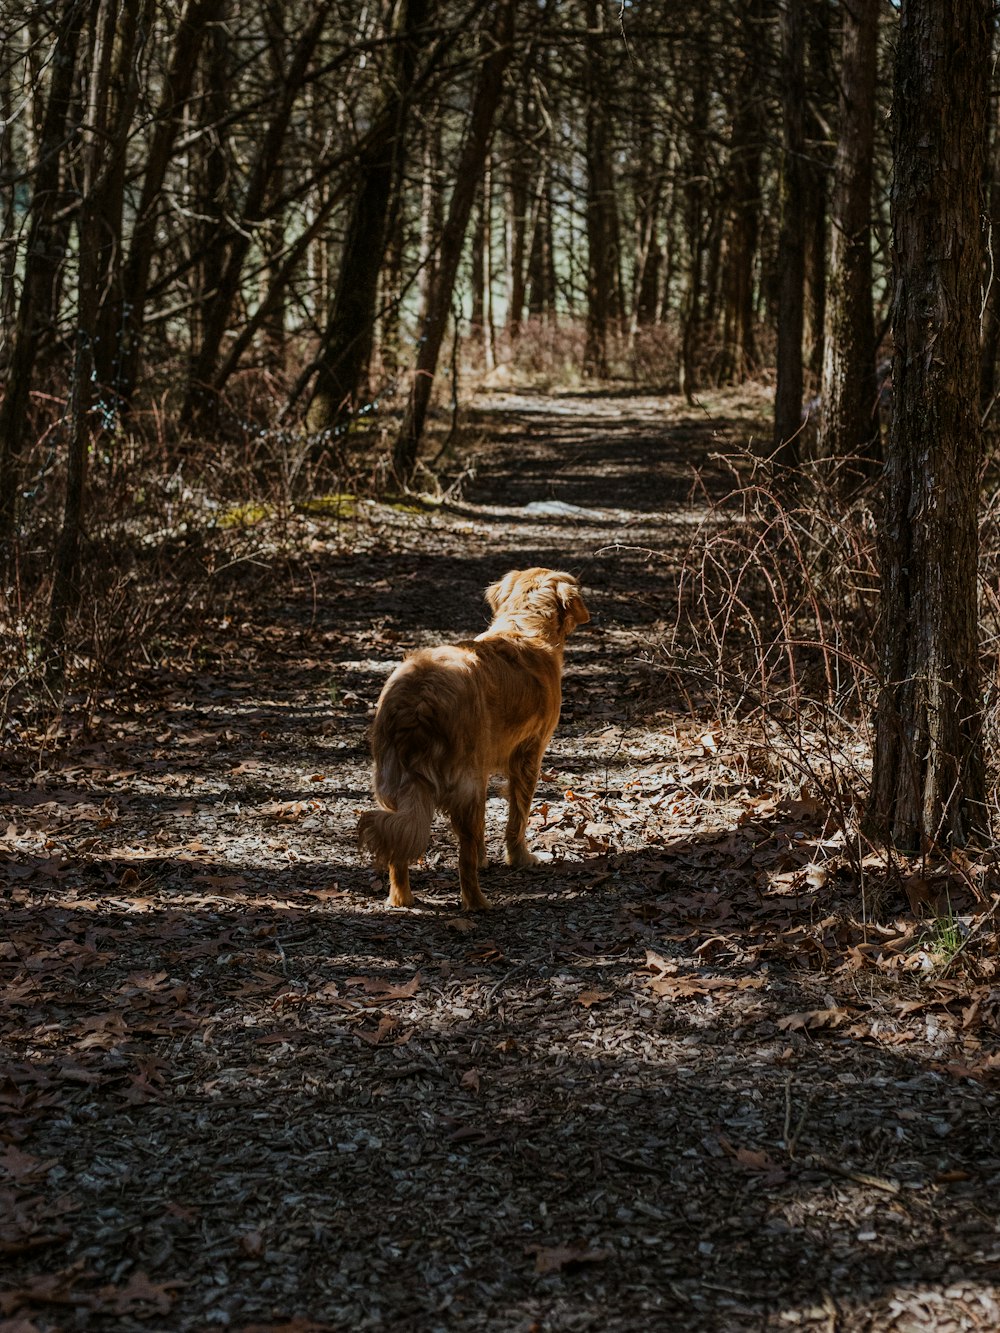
top-left (0, 0), bottom-right (998, 872)
top-left (4, 5), bottom-right (1000, 1329)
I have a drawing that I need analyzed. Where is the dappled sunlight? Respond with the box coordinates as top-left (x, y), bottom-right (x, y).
top-left (3, 392), bottom-right (998, 1329)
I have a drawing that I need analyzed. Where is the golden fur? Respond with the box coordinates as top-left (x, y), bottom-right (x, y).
top-left (357, 568), bottom-right (590, 910)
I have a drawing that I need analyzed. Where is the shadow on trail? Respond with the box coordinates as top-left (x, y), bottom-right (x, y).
top-left (4, 829), bottom-right (996, 1329)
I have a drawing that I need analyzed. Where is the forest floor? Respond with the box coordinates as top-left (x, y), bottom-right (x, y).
top-left (2, 387), bottom-right (1000, 1333)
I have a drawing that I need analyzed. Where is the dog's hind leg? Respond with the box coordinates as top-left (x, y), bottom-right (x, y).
top-left (451, 795), bottom-right (490, 911)
top-left (505, 741), bottom-right (543, 867)
top-left (387, 861), bottom-right (415, 908)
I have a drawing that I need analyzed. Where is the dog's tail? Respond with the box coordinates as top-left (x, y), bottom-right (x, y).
top-left (357, 776), bottom-right (435, 867)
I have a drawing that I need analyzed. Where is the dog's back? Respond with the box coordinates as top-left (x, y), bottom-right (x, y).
top-left (357, 568), bottom-right (588, 910)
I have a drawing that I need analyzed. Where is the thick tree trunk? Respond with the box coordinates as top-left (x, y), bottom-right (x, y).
top-left (629, 112), bottom-right (664, 340)
top-left (306, 0), bottom-right (431, 434)
top-left (773, 0), bottom-right (806, 462)
top-left (817, 0), bottom-right (878, 462)
top-left (870, 0), bottom-right (990, 849)
top-left (392, 0), bottom-right (513, 482)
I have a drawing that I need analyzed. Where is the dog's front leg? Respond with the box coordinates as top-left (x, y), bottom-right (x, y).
top-left (505, 741), bottom-right (544, 867)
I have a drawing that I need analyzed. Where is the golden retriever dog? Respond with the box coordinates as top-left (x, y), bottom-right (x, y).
top-left (358, 568), bottom-right (590, 910)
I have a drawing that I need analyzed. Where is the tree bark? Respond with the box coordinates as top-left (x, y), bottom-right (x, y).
top-left (679, 49), bottom-right (709, 403)
top-left (980, 98), bottom-right (1000, 413)
top-left (870, 0), bottom-right (990, 849)
top-left (505, 107), bottom-right (530, 340)
top-left (773, 0), bottom-right (806, 462)
top-left (583, 0), bottom-right (614, 379)
top-left (718, 0), bottom-right (764, 384)
top-left (393, 0), bottom-right (514, 482)
top-left (48, 0), bottom-right (116, 649)
top-left (116, 0), bottom-right (222, 412)
top-left (181, 0), bottom-right (332, 426)
top-left (306, 0), bottom-right (432, 434)
top-left (0, 0), bottom-right (85, 562)
top-left (817, 0), bottom-right (878, 462)
top-left (89, 0), bottom-right (153, 409)
top-left (803, 0), bottom-right (833, 382)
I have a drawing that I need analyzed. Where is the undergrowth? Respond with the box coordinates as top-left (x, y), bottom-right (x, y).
top-left (668, 446), bottom-right (1000, 918)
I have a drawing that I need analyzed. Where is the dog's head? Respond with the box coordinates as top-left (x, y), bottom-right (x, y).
top-left (485, 568), bottom-right (590, 643)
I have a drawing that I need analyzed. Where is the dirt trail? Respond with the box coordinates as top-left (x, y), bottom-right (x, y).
top-left (2, 389), bottom-right (999, 1332)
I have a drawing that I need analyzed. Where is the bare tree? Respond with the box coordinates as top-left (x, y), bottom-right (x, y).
top-left (393, 0), bottom-right (515, 482)
top-left (817, 0), bottom-right (878, 463)
top-left (306, 0), bottom-right (434, 434)
top-left (870, 0), bottom-right (990, 848)
top-left (0, 0), bottom-right (85, 562)
top-left (773, 0), bottom-right (806, 462)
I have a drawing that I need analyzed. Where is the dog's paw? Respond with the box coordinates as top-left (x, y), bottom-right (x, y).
top-left (461, 890), bottom-right (492, 911)
top-left (386, 890), bottom-right (416, 908)
top-left (506, 845), bottom-right (539, 868)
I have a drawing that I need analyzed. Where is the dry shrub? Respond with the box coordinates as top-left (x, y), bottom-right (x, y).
top-left (627, 325), bottom-right (681, 390)
top-left (668, 449), bottom-right (881, 850)
top-left (0, 389), bottom-right (371, 747)
top-left (668, 447), bottom-right (1000, 912)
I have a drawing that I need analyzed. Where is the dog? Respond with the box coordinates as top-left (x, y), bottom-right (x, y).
top-left (358, 568), bottom-right (590, 910)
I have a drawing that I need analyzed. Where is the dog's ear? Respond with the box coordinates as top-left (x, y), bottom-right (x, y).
top-left (486, 571), bottom-right (520, 613)
top-left (554, 578), bottom-right (590, 630)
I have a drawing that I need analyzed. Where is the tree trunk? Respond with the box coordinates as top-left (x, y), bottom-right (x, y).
top-left (0, 42), bottom-right (16, 355)
top-left (181, 1), bottom-right (332, 426)
top-left (718, 0), bottom-right (764, 384)
top-left (870, 0), bottom-right (990, 849)
top-left (583, 0), bottom-right (614, 378)
top-left (773, 0), bottom-right (807, 462)
top-left (679, 52), bottom-right (709, 402)
top-left (393, 0), bottom-right (514, 482)
top-left (505, 112), bottom-right (529, 340)
top-left (471, 160), bottom-right (497, 366)
top-left (817, 0), bottom-right (878, 462)
top-left (0, 0), bottom-right (85, 562)
top-left (306, 0), bottom-right (431, 434)
top-left (90, 0), bottom-right (153, 410)
top-left (980, 101), bottom-right (1000, 413)
top-left (116, 0), bottom-right (222, 412)
top-left (48, 0), bottom-right (115, 649)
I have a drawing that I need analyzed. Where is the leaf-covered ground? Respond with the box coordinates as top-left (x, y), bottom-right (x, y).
top-left (2, 389), bottom-right (999, 1332)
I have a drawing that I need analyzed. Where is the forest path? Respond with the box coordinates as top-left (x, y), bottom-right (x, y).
top-left (2, 389), bottom-right (999, 1333)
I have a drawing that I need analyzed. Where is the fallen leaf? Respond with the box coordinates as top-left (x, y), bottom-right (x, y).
top-left (345, 973), bottom-right (421, 1000)
top-left (776, 1006), bottom-right (852, 1033)
top-left (445, 917), bottom-right (477, 934)
top-left (355, 1015), bottom-right (399, 1046)
top-left (575, 989), bottom-right (613, 1008)
top-left (95, 1272), bottom-right (181, 1315)
top-left (0, 1148), bottom-right (56, 1181)
top-left (530, 1243), bottom-right (613, 1274)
